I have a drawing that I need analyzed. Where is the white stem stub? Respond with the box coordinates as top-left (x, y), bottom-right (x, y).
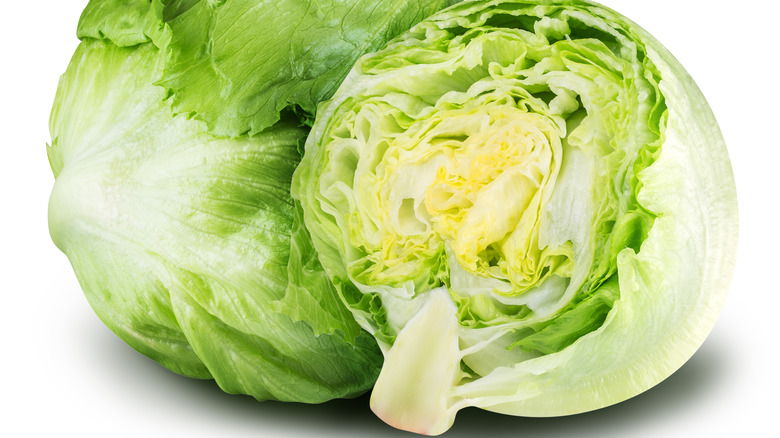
top-left (369, 287), bottom-right (461, 436)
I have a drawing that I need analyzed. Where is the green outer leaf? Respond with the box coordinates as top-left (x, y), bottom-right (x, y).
top-left (169, 268), bottom-right (382, 402)
top-left (271, 203), bottom-right (363, 341)
top-left (48, 39), bottom-right (381, 402)
top-left (158, 0), bottom-right (458, 136)
top-left (61, 229), bottom-right (211, 378)
top-left (77, 0), bottom-right (169, 48)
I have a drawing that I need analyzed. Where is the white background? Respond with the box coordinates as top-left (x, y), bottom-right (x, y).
top-left (2, 1), bottom-right (777, 437)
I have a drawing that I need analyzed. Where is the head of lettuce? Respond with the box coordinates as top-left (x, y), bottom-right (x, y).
top-left (293, 0), bottom-right (738, 434)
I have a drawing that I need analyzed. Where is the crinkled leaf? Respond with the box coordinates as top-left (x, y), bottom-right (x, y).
top-left (158, 0), bottom-right (459, 136)
top-left (77, 0), bottom-right (169, 48)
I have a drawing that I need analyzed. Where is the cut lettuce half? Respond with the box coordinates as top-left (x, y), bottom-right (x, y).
top-left (294, 0), bottom-right (738, 433)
